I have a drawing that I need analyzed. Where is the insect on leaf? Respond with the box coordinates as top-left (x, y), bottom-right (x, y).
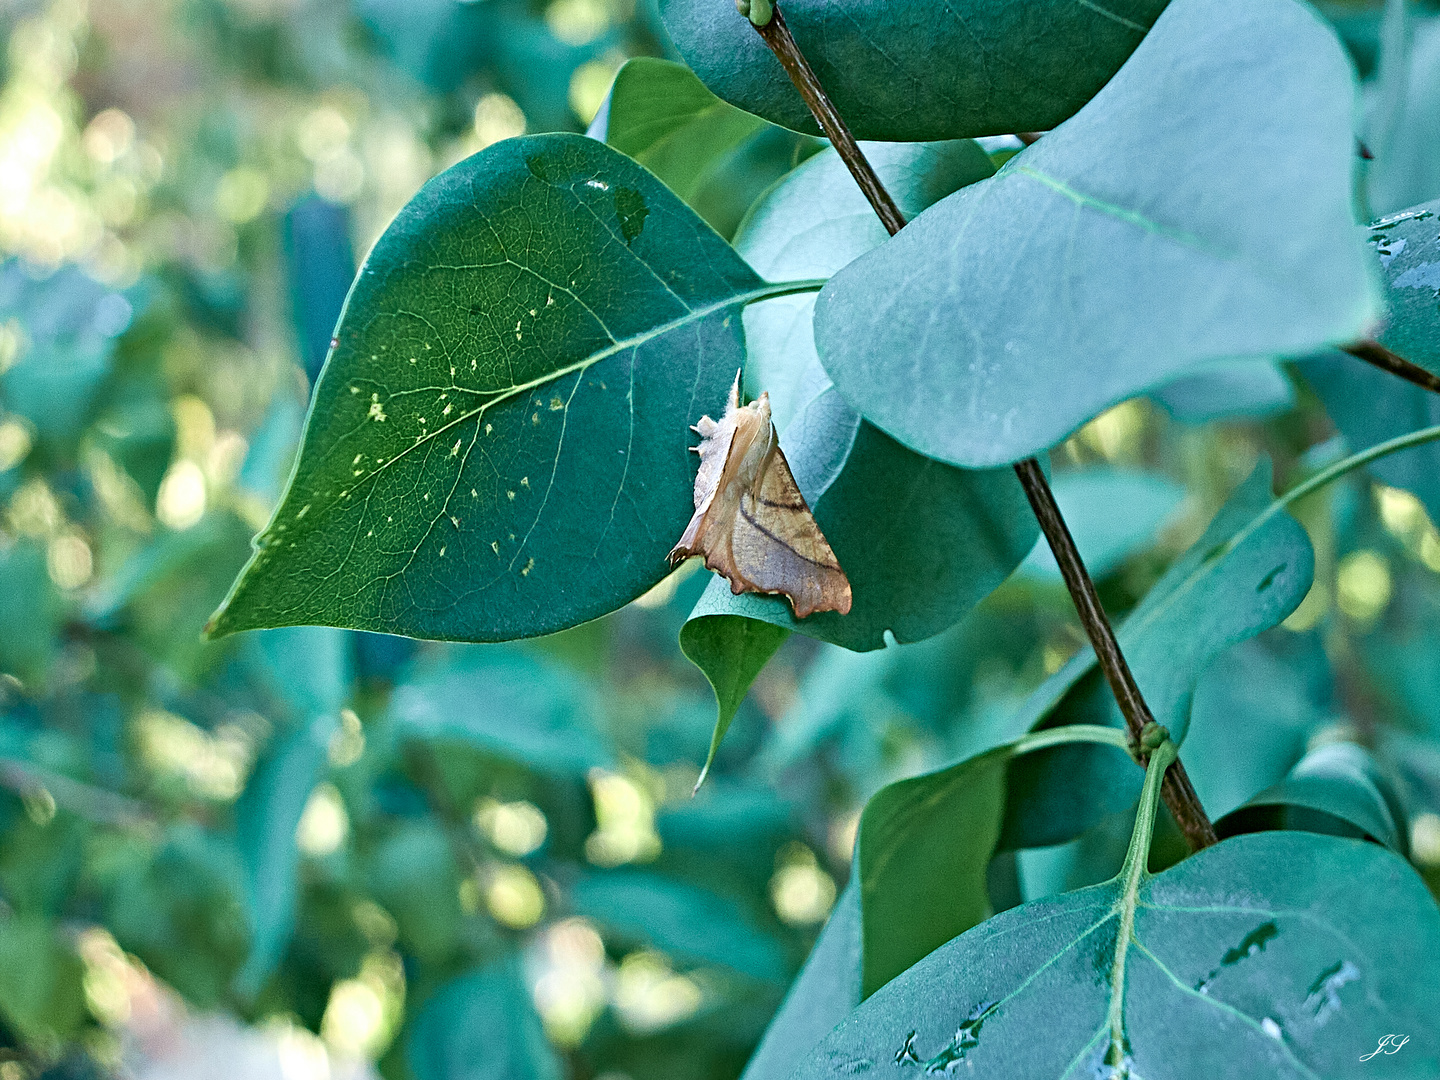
top-left (670, 373), bottom-right (852, 619)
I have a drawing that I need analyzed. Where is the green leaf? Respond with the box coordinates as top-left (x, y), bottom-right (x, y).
top-left (233, 713), bottom-right (337, 998)
top-left (1001, 460), bottom-right (1315, 849)
top-left (408, 959), bottom-right (562, 1080)
top-left (814, 0), bottom-right (1380, 468)
top-left (794, 832), bottom-right (1440, 1078)
top-left (602, 57), bottom-right (819, 239)
top-left (388, 648), bottom-right (612, 775)
top-left (1177, 635), bottom-right (1327, 821)
top-left (1367, 199), bottom-right (1440, 371)
top-left (657, 0), bottom-right (1167, 142)
top-left (1218, 741), bottom-right (1409, 854)
top-left (678, 615), bottom-right (789, 787)
top-left (743, 726), bottom-right (1128, 1080)
top-left (0, 915), bottom-right (86, 1045)
top-left (857, 727), bottom-right (1129, 999)
top-left (0, 540), bottom-right (62, 687)
top-left (1149, 359), bottom-right (1295, 424)
top-left (571, 870), bottom-right (786, 981)
top-left (207, 134), bottom-right (815, 642)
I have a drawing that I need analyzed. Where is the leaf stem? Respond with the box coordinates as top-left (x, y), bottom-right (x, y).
top-left (737, 0), bottom-right (1216, 850)
top-left (1213, 422), bottom-right (1440, 566)
top-left (1011, 723), bottom-right (1131, 756)
top-left (1342, 339), bottom-right (1440, 396)
top-left (1107, 730), bottom-right (1179, 1064)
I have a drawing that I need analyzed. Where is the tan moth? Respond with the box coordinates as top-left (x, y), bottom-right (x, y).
top-left (669, 372), bottom-right (852, 618)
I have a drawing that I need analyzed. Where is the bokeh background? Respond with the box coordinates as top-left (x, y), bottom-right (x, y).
top-left (0, 1), bottom-right (1439, 1079)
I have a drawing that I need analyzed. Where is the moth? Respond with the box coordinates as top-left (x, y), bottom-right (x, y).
top-left (669, 372), bottom-right (852, 618)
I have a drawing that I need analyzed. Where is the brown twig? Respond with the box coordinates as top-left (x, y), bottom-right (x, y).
top-left (747, 5), bottom-right (906, 236)
top-left (1342, 339), bottom-right (1440, 396)
top-left (739, 0), bottom-right (1217, 849)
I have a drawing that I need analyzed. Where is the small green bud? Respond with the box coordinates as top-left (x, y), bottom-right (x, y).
top-left (1139, 721), bottom-right (1171, 753)
top-left (744, 0), bottom-right (773, 25)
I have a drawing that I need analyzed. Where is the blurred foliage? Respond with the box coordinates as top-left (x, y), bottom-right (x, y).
top-left (0, 0), bottom-right (1438, 1078)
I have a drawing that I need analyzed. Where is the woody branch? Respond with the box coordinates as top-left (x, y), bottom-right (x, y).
top-left (735, 0), bottom-right (1219, 849)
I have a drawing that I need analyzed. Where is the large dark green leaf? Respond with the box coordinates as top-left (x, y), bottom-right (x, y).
top-left (658, 0), bottom-right (1167, 142)
top-left (601, 57), bottom-right (819, 239)
top-left (792, 832), bottom-right (1440, 1079)
top-left (408, 960), bottom-right (561, 1080)
top-left (814, 0), bottom-right (1379, 467)
top-left (1001, 460), bottom-right (1315, 849)
top-left (207, 134), bottom-right (816, 642)
top-left (1218, 741), bottom-right (1409, 854)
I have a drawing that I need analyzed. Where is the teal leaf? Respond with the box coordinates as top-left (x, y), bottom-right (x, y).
top-left (814, 0), bottom-right (1380, 468)
top-left (1176, 635), bottom-right (1327, 821)
top-left (1218, 741), bottom-right (1409, 854)
top-left (658, 0), bottom-right (1167, 142)
top-left (1150, 359), bottom-right (1295, 424)
top-left (1018, 468), bottom-right (1185, 581)
top-left (233, 713), bottom-right (336, 998)
top-left (571, 870), bottom-right (786, 981)
top-left (741, 880), bottom-right (860, 1080)
top-left (246, 626), bottom-right (353, 724)
top-left (1000, 460), bottom-right (1314, 850)
top-left (408, 960), bottom-right (561, 1080)
top-left (793, 831), bottom-right (1440, 1079)
top-left (735, 141), bottom-right (994, 428)
top-left (389, 649), bottom-right (612, 776)
top-left (1367, 199), bottom-right (1440, 371)
top-left (678, 614), bottom-right (789, 787)
top-left (601, 57), bottom-right (819, 239)
top-left (207, 134), bottom-right (815, 642)
top-left (0, 260), bottom-right (133, 445)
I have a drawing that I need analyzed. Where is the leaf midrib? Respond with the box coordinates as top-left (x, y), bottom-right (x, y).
top-left (335, 279), bottom-right (826, 494)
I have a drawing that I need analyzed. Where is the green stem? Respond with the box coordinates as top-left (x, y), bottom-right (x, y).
top-left (1216, 422), bottom-right (1440, 563)
top-left (1105, 734), bottom-right (1178, 1065)
top-left (1011, 724), bottom-right (1131, 757)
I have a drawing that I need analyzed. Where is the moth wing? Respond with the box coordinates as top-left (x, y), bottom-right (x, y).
top-left (670, 409), bottom-right (742, 562)
top-left (729, 446), bottom-right (852, 618)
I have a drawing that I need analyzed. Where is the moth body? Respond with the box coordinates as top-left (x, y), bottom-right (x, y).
top-left (669, 373), bottom-right (852, 618)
